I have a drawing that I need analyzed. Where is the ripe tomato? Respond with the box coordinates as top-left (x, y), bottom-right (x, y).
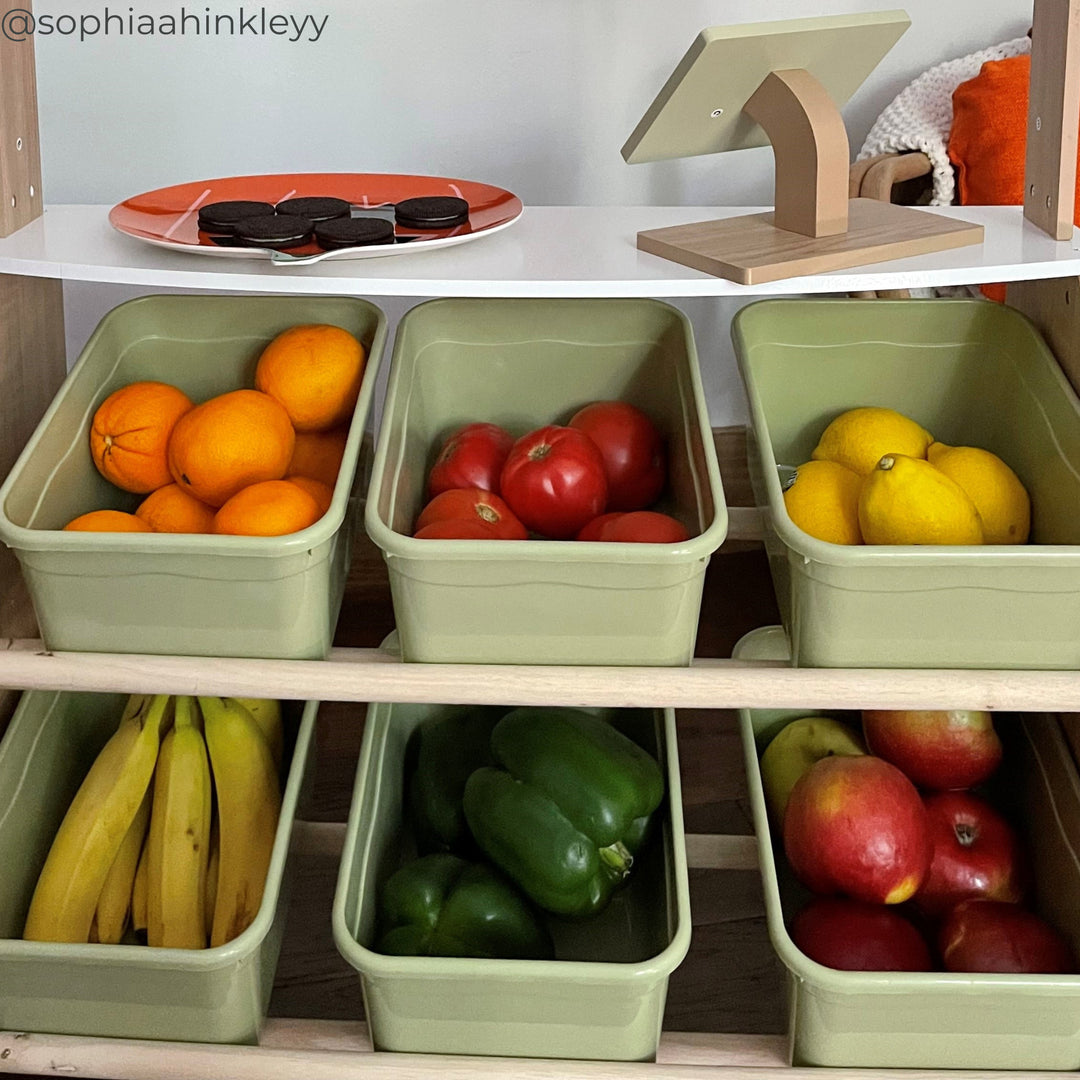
top-left (500, 426), bottom-right (608, 539)
top-left (414, 519), bottom-right (504, 540)
top-left (568, 401), bottom-right (665, 511)
top-left (575, 512), bottom-right (624, 542)
top-left (427, 422), bottom-right (514, 498)
top-left (575, 510), bottom-right (689, 543)
top-left (413, 488), bottom-right (527, 540)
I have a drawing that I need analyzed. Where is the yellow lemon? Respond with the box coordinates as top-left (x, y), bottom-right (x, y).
top-left (926, 442), bottom-right (1031, 544)
top-left (812, 406), bottom-right (934, 476)
top-left (782, 460), bottom-right (864, 544)
top-left (858, 454), bottom-right (984, 545)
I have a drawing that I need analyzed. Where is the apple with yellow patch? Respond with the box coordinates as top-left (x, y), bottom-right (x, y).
top-left (759, 716), bottom-right (866, 825)
top-left (783, 754), bottom-right (932, 905)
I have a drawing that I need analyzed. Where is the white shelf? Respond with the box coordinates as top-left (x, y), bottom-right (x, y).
top-left (1, 204), bottom-right (1078, 297)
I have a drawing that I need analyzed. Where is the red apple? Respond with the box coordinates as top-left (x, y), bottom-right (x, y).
top-left (862, 709), bottom-right (1003, 790)
top-left (792, 896), bottom-right (932, 971)
top-left (913, 791), bottom-right (1028, 919)
top-left (939, 899), bottom-right (1076, 974)
top-left (783, 754), bottom-right (931, 905)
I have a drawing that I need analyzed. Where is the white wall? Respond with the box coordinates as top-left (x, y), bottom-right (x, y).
top-left (35, 0), bottom-right (1032, 424)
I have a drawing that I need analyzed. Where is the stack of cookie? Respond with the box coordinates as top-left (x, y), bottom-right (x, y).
top-left (196, 195), bottom-right (470, 250)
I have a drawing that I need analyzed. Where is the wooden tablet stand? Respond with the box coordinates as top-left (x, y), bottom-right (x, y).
top-left (636, 66), bottom-right (984, 286)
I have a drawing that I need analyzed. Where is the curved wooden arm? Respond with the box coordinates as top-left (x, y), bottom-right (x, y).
top-left (847, 151), bottom-right (934, 205)
top-left (848, 153), bottom-right (898, 198)
top-left (860, 151), bottom-right (934, 202)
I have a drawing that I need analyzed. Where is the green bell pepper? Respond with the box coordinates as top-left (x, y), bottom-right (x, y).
top-left (462, 707), bottom-right (665, 918)
top-left (376, 852), bottom-right (554, 959)
top-left (405, 706), bottom-right (501, 854)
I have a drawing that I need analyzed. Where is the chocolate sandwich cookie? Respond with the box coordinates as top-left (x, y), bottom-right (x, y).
top-left (394, 195), bottom-right (469, 229)
top-left (275, 196), bottom-right (352, 223)
top-left (197, 200), bottom-right (276, 233)
top-left (314, 216), bottom-right (395, 249)
top-left (233, 213), bottom-right (314, 249)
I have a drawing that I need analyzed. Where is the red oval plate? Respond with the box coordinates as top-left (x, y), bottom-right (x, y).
top-left (108, 172), bottom-right (523, 260)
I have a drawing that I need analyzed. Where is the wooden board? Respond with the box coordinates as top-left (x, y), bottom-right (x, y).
top-left (0, 3), bottom-right (54, 738)
top-left (0, 273), bottom-right (65, 642)
top-left (1024, 0), bottom-right (1080, 240)
top-left (0, 1), bottom-right (45, 237)
top-left (0, 272), bottom-right (64, 742)
top-left (636, 198), bottom-right (984, 285)
top-left (1007, 275), bottom-right (1080, 398)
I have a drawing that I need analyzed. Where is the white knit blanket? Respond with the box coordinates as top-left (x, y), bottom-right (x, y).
top-left (858, 35), bottom-right (1032, 206)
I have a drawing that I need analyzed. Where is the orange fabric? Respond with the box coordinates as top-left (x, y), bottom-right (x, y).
top-left (947, 54), bottom-right (1080, 301)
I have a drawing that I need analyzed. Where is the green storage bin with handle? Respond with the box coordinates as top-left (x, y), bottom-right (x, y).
top-left (0, 293), bottom-right (387, 659)
top-left (735, 626), bottom-right (1080, 1070)
top-left (365, 296), bottom-right (727, 665)
top-left (0, 687), bottom-right (317, 1043)
top-left (331, 692), bottom-right (692, 1061)
top-left (732, 298), bottom-right (1080, 668)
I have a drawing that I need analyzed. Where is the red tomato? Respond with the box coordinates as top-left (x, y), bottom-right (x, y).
top-left (500, 426), bottom-right (608, 539)
top-left (427, 422), bottom-right (514, 498)
top-left (575, 513), bottom-right (624, 542)
top-left (575, 511), bottom-right (690, 544)
top-left (413, 488), bottom-right (527, 540)
top-left (568, 401), bottom-right (665, 511)
top-left (413, 519), bottom-right (504, 540)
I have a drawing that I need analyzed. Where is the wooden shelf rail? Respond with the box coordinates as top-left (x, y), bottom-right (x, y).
top-left (2, 1019), bottom-right (1077, 1079)
top-left (4, 640), bottom-right (1080, 711)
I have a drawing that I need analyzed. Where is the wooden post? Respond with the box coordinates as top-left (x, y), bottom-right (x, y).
top-left (1007, 276), bottom-right (1080, 398)
top-left (743, 68), bottom-right (850, 238)
top-left (1024, 0), bottom-right (1080, 240)
top-left (0, 0), bottom-right (62, 737)
top-left (0, 0), bottom-right (44, 236)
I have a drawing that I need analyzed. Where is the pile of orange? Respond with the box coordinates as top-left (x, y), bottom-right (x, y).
top-left (64, 323), bottom-right (365, 538)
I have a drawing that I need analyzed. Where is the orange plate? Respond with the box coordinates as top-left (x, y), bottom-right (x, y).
top-left (108, 172), bottom-right (523, 260)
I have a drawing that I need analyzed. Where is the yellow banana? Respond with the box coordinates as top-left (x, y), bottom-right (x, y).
top-left (199, 696), bottom-right (281, 947)
top-left (147, 695), bottom-right (211, 950)
top-left (205, 815), bottom-right (219, 941)
top-left (23, 694), bottom-right (171, 944)
top-left (94, 786), bottom-right (152, 944)
top-left (230, 697), bottom-right (284, 771)
top-left (131, 834), bottom-right (149, 935)
top-left (119, 693), bottom-right (152, 723)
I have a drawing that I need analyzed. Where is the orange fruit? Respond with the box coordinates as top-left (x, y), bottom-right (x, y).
top-left (167, 389), bottom-right (295, 508)
top-left (286, 476), bottom-right (334, 516)
top-left (135, 483), bottom-right (216, 534)
top-left (90, 381), bottom-right (194, 494)
top-left (287, 426), bottom-right (348, 487)
top-left (63, 509), bottom-right (154, 533)
top-left (255, 324), bottom-right (366, 432)
top-left (212, 480), bottom-right (322, 536)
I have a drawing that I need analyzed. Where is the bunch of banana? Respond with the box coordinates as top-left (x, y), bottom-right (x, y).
top-left (23, 693), bottom-right (284, 950)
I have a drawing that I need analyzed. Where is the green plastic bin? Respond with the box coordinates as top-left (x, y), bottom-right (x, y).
top-left (732, 298), bottom-right (1080, 668)
top-left (735, 626), bottom-right (1080, 1070)
top-left (365, 297), bottom-right (727, 665)
top-left (331, 699), bottom-right (692, 1061)
top-left (0, 688), bottom-right (317, 1043)
top-left (0, 293), bottom-right (387, 659)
